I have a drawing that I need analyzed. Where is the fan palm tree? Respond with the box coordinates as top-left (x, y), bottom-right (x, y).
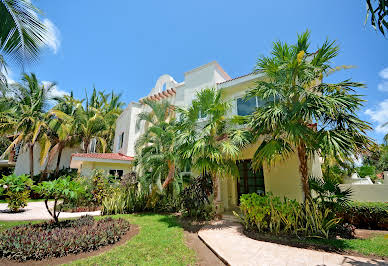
top-left (0, 73), bottom-right (55, 177)
top-left (176, 88), bottom-right (250, 208)
top-left (245, 31), bottom-right (373, 201)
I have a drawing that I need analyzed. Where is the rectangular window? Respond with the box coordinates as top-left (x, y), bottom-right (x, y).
top-left (109, 170), bottom-right (124, 178)
top-left (236, 97), bottom-right (257, 116)
top-left (118, 132), bottom-right (124, 149)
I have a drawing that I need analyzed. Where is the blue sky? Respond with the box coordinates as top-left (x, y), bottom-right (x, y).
top-left (5, 0), bottom-right (388, 143)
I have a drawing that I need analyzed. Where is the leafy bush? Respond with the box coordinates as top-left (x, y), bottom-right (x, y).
top-left (337, 201), bottom-right (388, 230)
top-left (0, 216), bottom-right (130, 262)
top-left (309, 176), bottom-right (352, 211)
top-left (33, 176), bottom-right (83, 222)
top-left (102, 185), bottom-right (149, 215)
top-left (180, 175), bottom-right (214, 220)
top-left (0, 174), bottom-right (33, 212)
top-left (237, 193), bottom-right (340, 238)
top-left (356, 165), bottom-right (376, 178)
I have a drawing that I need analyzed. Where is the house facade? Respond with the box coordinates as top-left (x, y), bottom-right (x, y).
top-left (70, 61), bottom-right (323, 212)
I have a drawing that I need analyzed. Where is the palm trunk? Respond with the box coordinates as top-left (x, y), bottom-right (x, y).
top-left (297, 143), bottom-right (311, 202)
top-left (162, 161), bottom-right (175, 188)
top-left (83, 139), bottom-right (90, 153)
top-left (29, 143), bottom-right (34, 178)
top-left (55, 143), bottom-right (64, 175)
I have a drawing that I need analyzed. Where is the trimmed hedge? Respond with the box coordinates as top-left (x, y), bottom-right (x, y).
top-left (0, 216), bottom-right (130, 261)
top-left (337, 202), bottom-right (388, 230)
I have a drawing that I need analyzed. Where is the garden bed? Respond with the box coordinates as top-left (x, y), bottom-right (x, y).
top-left (244, 229), bottom-right (388, 261)
top-left (0, 216), bottom-right (132, 262)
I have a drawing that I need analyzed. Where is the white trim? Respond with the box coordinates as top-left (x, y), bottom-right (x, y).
top-left (71, 156), bottom-right (132, 165)
top-left (217, 72), bottom-right (263, 90)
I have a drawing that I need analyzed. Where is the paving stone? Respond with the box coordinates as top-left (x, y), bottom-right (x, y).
top-left (198, 220), bottom-right (387, 266)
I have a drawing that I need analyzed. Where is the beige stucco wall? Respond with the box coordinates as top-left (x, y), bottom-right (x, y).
top-left (339, 184), bottom-right (388, 202)
top-left (79, 161), bottom-right (132, 177)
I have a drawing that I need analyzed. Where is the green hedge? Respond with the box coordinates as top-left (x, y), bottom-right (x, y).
top-left (237, 193), bottom-right (340, 238)
top-left (337, 202), bottom-right (388, 230)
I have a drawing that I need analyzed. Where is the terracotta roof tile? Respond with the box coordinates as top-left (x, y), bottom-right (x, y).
top-left (71, 153), bottom-right (134, 161)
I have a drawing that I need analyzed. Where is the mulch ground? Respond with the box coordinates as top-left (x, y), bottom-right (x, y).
top-left (177, 216), bottom-right (225, 266)
top-left (0, 225), bottom-right (139, 266)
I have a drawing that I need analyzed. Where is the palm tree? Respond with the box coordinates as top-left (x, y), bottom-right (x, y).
top-left (176, 88), bottom-right (250, 208)
top-left (135, 99), bottom-right (177, 194)
top-left (98, 91), bottom-right (124, 152)
top-left (246, 31), bottom-right (373, 201)
top-left (46, 93), bottom-right (82, 175)
top-left (0, 0), bottom-right (48, 64)
top-left (0, 73), bottom-right (54, 177)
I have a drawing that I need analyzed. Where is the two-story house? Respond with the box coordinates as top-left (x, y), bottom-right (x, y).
top-left (70, 61), bottom-right (323, 212)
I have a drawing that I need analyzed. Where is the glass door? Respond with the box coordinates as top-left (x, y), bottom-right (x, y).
top-left (237, 160), bottom-right (265, 203)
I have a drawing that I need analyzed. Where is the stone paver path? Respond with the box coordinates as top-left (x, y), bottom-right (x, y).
top-left (198, 220), bottom-right (388, 266)
top-left (0, 202), bottom-right (100, 221)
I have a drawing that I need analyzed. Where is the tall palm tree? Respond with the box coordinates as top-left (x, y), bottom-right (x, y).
top-left (246, 31), bottom-right (373, 201)
top-left (135, 99), bottom-right (177, 194)
top-left (177, 88), bottom-right (250, 207)
top-left (0, 73), bottom-right (54, 177)
top-left (45, 93), bottom-right (82, 175)
top-left (0, 0), bottom-right (48, 64)
top-left (99, 91), bottom-right (124, 152)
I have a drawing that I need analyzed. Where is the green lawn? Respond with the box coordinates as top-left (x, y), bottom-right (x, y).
top-left (0, 214), bottom-right (197, 265)
top-left (304, 236), bottom-right (388, 258)
top-left (68, 213), bottom-right (197, 266)
top-left (0, 198), bottom-right (51, 203)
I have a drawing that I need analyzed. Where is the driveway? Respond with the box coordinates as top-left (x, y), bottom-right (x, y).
top-left (0, 201), bottom-right (101, 221)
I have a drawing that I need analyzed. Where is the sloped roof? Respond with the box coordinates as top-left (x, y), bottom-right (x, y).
top-left (71, 153), bottom-right (134, 161)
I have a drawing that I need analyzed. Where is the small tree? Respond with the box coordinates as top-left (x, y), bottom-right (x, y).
top-left (0, 174), bottom-right (33, 212)
top-left (33, 176), bottom-right (82, 223)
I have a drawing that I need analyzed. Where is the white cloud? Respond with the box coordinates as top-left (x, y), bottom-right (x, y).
top-left (42, 19), bottom-right (61, 54)
top-left (379, 68), bottom-right (388, 79)
top-left (41, 81), bottom-right (68, 98)
top-left (365, 99), bottom-right (388, 134)
top-left (377, 67), bottom-right (388, 92)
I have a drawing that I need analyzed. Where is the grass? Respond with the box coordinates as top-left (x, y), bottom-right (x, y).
top-left (0, 214), bottom-right (197, 265)
top-left (304, 236), bottom-right (388, 258)
top-left (68, 213), bottom-right (197, 265)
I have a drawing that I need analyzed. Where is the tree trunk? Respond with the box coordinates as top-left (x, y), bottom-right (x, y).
top-left (29, 143), bottom-right (34, 178)
top-left (162, 161), bottom-right (175, 188)
top-left (83, 139), bottom-right (90, 153)
top-left (297, 143), bottom-right (311, 202)
top-left (55, 143), bottom-right (64, 175)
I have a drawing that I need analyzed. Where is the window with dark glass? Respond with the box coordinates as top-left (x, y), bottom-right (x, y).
top-left (237, 97), bottom-right (257, 116)
top-left (118, 132), bottom-right (124, 149)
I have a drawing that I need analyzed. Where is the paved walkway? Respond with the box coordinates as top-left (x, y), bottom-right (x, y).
top-left (0, 202), bottom-right (101, 221)
top-left (198, 220), bottom-right (388, 266)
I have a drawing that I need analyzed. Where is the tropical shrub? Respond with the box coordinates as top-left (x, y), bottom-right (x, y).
top-left (101, 185), bottom-right (148, 215)
top-left (91, 169), bottom-right (113, 205)
top-left (237, 193), bottom-right (340, 238)
top-left (336, 201), bottom-right (388, 230)
top-left (0, 174), bottom-right (33, 212)
top-left (308, 176), bottom-right (352, 211)
top-left (33, 176), bottom-right (83, 222)
top-left (0, 216), bottom-right (130, 262)
top-left (180, 175), bottom-right (214, 220)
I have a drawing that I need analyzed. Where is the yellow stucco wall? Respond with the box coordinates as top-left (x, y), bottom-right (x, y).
top-left (219, 140), bottom-right (323, 210)
top-left (79, 161), bottom-right (132, 177)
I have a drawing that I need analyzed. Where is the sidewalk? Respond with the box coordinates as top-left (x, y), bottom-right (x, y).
top-left (198, 220), bottom-right (387, 266)
top-left (0, 202), bottom-right (100, 221)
